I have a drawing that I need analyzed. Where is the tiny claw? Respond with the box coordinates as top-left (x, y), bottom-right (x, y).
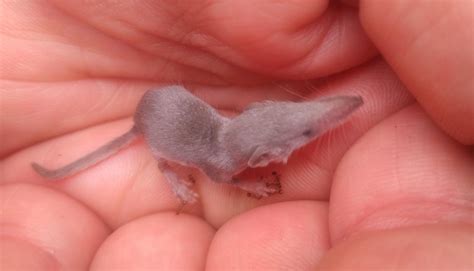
top-left (247, 192), bottom-right (264, 200)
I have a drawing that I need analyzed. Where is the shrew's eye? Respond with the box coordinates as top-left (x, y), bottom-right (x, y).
top-left (302, 129), bottom-right (313, 137)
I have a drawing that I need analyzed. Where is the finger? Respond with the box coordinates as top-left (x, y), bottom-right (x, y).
top-left (90, 213), bottom-right (214, 270)
top-left (206, 201), bottom-right (329, 270)
top-left (200, 59), bottom-right (414, 227)
top-left (316, 224), bottom-right (474, 270)
top-left (49, 0), bottom-right (376, 79)
top-left (360, 0), bottom-right (474, 143)
top-left (198, 0), bottom-right (377, 78)
top-left (0, 183), bottom-right (110, 270)
top-left (329, 105), bottom-right (474, 243)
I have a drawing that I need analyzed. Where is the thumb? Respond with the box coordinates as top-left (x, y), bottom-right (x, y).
top-left (360, 0), bottom-right (474, 144)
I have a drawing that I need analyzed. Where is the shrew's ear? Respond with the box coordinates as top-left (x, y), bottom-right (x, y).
top-left (248, 146), bottom-right (282, 168)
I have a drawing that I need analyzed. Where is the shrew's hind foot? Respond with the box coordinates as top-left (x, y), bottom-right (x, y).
top-left (158, 161), bottom-right (199, 205)
top-left (232, 172), bottom-right (282, 199)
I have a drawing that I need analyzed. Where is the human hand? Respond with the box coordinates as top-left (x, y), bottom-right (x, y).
top-left (1, 0), bottom-right (472, 270)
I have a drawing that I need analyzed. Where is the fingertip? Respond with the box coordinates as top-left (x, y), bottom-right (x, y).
top-left (206, 201), bottom-right (329, 270)
top-left (0, 183), bottom-right (110, 270)
top-left (90, 213), bottom-right (215, 270)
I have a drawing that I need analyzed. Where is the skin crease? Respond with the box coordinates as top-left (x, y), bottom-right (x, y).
top-left (0, 1), bottom-right (473, 271)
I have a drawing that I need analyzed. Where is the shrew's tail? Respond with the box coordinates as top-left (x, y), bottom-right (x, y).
top-left (32, 127), bottom-right (139, 180)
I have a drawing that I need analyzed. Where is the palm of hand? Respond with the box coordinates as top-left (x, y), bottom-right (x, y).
top-left (1, 1), bottom-right (472, 270)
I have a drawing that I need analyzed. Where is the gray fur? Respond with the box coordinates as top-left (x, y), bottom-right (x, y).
top-left (32, 85), bottom-right (363, 203)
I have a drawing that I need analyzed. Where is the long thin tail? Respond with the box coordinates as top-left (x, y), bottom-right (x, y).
top-left (32, 127), bottom-right (139, 180)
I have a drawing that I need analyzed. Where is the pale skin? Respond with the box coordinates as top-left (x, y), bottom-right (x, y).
top-left (1, 1), bottom-right (473, 270)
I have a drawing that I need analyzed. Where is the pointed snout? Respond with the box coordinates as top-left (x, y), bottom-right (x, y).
top-left (315, 95), bottom-right (363, 125)
top-left (323, 95), bottom-right (363, 112)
